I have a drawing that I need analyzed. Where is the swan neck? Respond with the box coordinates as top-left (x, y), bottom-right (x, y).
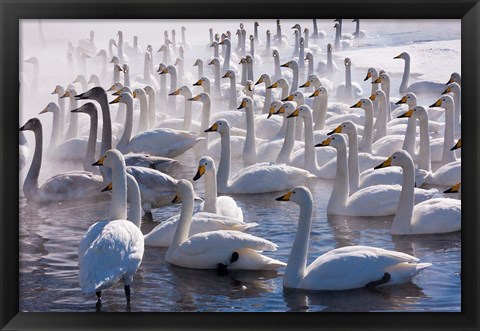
top-left (244, 106), bottom-right (258, 164)
top-left (313, 93), bottom-right (327, 131)
top-left (392, 160), bottom-right (415, 234)
top-left (360, 106), bottom-right (373, 153)
top-left (110, 157), bottom-right (127, 221)
top-left (303, 112), bottom-right (316, 172)
top-left (137, 93), bottom-right (149, 133)
top-left (443, 104), bottom-right (457, 164)
top-left (182, 90), bottom-right (193, 131)
top-left (418, 116), bottom-right (431, 171)
top-left (329, 144), bottom-right (349, 212)
top-left (84, 110), bottom-right (98, 172)
top-left (347, 131), bottom-right (360, 193)
top-left (117, 98), bottom-right (133, 153)
top-left (98, 94), bottom-right (113, 156)
top-left (169, 188), bottom-right (195, 251)
top-left (126, 174), bottom-right (142, 228)
top-left (24, 125), bottom-right (43, 200)
top-left (217, 130), bottom-right (231, 193)
top-left (148, 92), bottom-right (156, 129)
top-left (276, 115), bottom-right (295, 164)
top-left (203, 169), bottom-right (218, 214)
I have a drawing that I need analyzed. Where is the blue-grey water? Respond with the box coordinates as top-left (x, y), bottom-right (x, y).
top-left (19, 19), bottom-right (460, 312)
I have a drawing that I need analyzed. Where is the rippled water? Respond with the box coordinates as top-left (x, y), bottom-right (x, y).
top-left (19, 19), bottom-right (460, 312)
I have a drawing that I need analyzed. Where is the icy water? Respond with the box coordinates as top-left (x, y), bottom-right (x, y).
top-left (19, 19), bottom-right (461, 312)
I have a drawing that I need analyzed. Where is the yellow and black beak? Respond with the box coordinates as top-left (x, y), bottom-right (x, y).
top-left (275, 191), bottom-right (292, 201)
top-left (267, 105), bottom-right (276, 119)
top-left (169, 89), bottom-right (180, 96)
top-left (51, 87), bottom-right (58, 95)
top-left (398, 108), bottom-right (414, 118)
top-left (188, 95), bottom-right (201, 101)
top-left (60, 91), bottom-right (71, 99)
top-left (193, 165), bottom-right (206, 181)
top-left (172, 195), bottom-right (182, 204)
top-left (193, 80), bottom-right (202, 86)
top-left (373, 77), bottom-right (382, 84)
top-left (237, 100), bottom-right (247, 109)
top-left (159, 68), bottom-right (169, 75)
top-left (430, 99), bottom-right (443, 107)
top-left (39, 106), bottom-right (49, 114)
top-left (315, 137), bottom-right (331, 148)
top-left (92, 155), bottom-right (105, 166)
top-left (395, 96), bottom-right (408, 105)
top-left (327, 125), bottom-right (342, 135)
top-left (350, 101), bottom-right (362, 108)
top-left (451, 139), bottom-right (461, 151)
top-left (205, 123), bottom-right (218, 132)
top-left (443, 182), bottom-right (460, 193)
top-left (369, 94), bottom-right (376, 101)
top-left (374, 157), bottom-right (392, 169)
top-left (300, 81), bottom-right (310, 88)
top-left (132, 91), bottom-right (137, 98)
top-left (282, 95), bottom-right (294, 102)
top-left (222, 72), bottom-right (229, 79)
top-left (309, 89), bottom-right (319, 98)
top-left (287, 108), bottom-right (300, 118)
top-left (446, 77), bottom-right (454, 84)
top-left (107, 84), bottom-right (116, 92)
top-left (275, 105), bottom-right (286, 115)
top-left (442, 86), bottom-right (452, 95)
top-left (101, 182), bottom-right (113, 192)
top-left (112, 88), bottom-right (123, 96)
top-left (364, 72), bottom-right (372, 81)
top-left (280, 62), bottom-right (289, 68)
top-left (109, 95), bottom-right (121, 104)
top-left (393, 54), bottom-right (402, 59)
top-left (255, 77), bottom-right (263, 85)
top-left (267, 82), bottom-right (278, 89)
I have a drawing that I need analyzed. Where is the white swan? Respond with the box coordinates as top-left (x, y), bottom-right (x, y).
top-left (376, 150), bottom-right (461, 235)
top-left (317, 134), bottom-right (436, 216)
top-left (276, 186), bottom-right (431, 290)
top-left (20, 118), bottom-right (104, 203)
top-left (336, 58), bottom-right (362, 104)
top-left (165, 180), bottom-right (286, 270)
top-left (316, 44), bottom-right (337, 78)
top-left (394, 52), bottom-right (446, 96)
top-left (205, 119), bottom-right (315, 194)
top-left (79, 149), bottom-right (143, 307)
top-left (193, 156), bottom-right (244, 221)
top-left (110, 92), bottom-right (203, 158)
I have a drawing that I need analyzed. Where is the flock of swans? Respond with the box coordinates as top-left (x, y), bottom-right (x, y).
top-left (20, 19), bottom-right (461, 309)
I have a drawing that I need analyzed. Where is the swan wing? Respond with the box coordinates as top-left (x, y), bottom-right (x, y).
top-left (410, 198), bottom-right (461, 234)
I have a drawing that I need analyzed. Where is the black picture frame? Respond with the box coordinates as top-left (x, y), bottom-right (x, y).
top-left (1, 0), bottom-right (478, 330)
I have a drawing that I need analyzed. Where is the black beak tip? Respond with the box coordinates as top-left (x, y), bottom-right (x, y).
top-left (374, 164), bottom-right (383, 170)
top-left (275, 197), bottom-right (284, 201)
top-left (326, 130), bottom-right (335, 135)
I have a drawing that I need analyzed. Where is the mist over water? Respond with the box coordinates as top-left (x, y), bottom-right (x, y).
top-left (19, 19), bottom-right (460, 312)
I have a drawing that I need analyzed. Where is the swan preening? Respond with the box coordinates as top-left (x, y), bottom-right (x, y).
top-left (20, 19), bottom-right (460, 310)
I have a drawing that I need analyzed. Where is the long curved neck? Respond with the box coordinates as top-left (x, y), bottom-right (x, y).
top-left (291, 67), bottom-right (298, 94)
top-left (280, 84), bottom-right (289, 100)
top-left (98, 94), bottom-right (112, 156)
top-left (83, 110), bottom-right (98, 172)
top-left (391, 160), bottom-right (415, 234)
top-left (313, 19), bottom-right (318, 35)
top-left (276, 115), bottom-right (295, 164)
top-left (124, 70), bottom-right (130, 87)
top-left (147, 92), bottom-right (156, 129)
top-left (302, 112), bottom-right (316, 172)
top-left (328, 144), bottom-right (349, 212)
top-left (241, 62), bottom-right (247, 85)
top-left (113, 66), bottom-right (120, 84)
top-left (182, 90), bottom-right (193, 131)
top-left (213, 44), bottom-right (219, 58)
top-left (373, 95), bottom-right (387, 141)
top-left (284, 197), bottom-right (313, 288)
top-left (334, 27), bottom-right (340, 48)
top-left (126, 174), bottom-right (142, 228)
top-left (109, 41), bottom-right (114, 58)
top-left (453, 90), bottom-right (461, 131)
top-left (417, 115), bottom-right (431, 172)
top-left (307, 58), bottom-right (313, 77)
top-left (169, 188), bottom-right (194, 251)
top-left (399, 57), bottom-right (410, 94)
top-left (116, 99), bottom-right (133, 153)
top-left (355, 20), bottom-right (360, 34)
top-left (197, 63), bottom-right (204, 80)
top-left (24, 126), bottom-right (43, 200)
top-left (299, 44), bottom-right (305, 68)
top-left (217, 130), bottom-right (231, 193)
top-left (65, 98), bottom-right (79, 140)
top-left (229, 76), bottom-right (237, 110)
top-left (360, 106), bottom-right (373, 153)
top-left (49, 110), bottom-right (61, 150)
top-left (274, 56), bottom-right (281, 78)
top-left (381, 81), bottom-right (391, 121)
top-left (293, 33), bottom-right (299, 56)
top-left (182, 29), bottom-right (186, 45)
top-left (110, 158), bottom-right (127, 221)
top-left (214, 65), bottom-right (221, 95)
top-left (262, 77), bottom-right (272, 114)
top-left (266, 33), bottom-right (271, 52)
top-left (247, 61), bottom-right (254, 81)
top-left (443, 104), bottom-right (457, 164)
top-left (223, 41), bottom-right (231, 72)
top-left (402, 99), bottom-right (418, 157)
top-left (57, 95), bottom-right (66, 135)
top-left (143, 56), bottom-right (150, 84)
top-left (347, 131), bottom-right (360, 193)
top-left (313, 93), bottom-right (327, 131)
top-left (100, 55), bottom-right (107, 79)
top-left (137, 93), bottom-right (149, 133)
top-left (199, 100), bottom-right (211, 146)
top-left (203, 169), bottom-right (218, 214)
top-left (327, 49), bottom-right (333, 71)
top-left (345, 65), bottom-right (352, 101)
top-left (244, 106), bottom-right (258, 165)
top-left (250, 39), bottom-right (255, 58)
top-left (168, 72), bottom-right (177, 110)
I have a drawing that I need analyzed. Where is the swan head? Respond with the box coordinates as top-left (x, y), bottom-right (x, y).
top-left (305, 52), bottom-right (313, 61)
top-left (369, 89), bottom-right (386, 102)
top-left (96, 49), bottom-right (107, 57)
top-left (254, 21), bottom-right (260, 27)
top-left (169, 85), bottom-right (188, 96)
top-left (240, 23), bottom-right (244, 29)
top-left (182, 26), bottom-right (187, 32)
top-left (122, 64), bottom-right (129, 73)
top-left (304, 28), bottom-right (309, 34)
top-left (157, 44), bottom-right (168, 53)
top-left (287, 105), bottom-right (311, 119)
top-left (112, 86), bottom-right (131, 96)
top-left (268, 101), bottom-right (283, 119)
top-left (208, 57), bottom-right (220, 66)
top-left (327, 120), bottom-right (356, 136)
top-left (39, 102), bottom-right (59, 115)
top-left (188, 92), bottom-right (210, 103)
top-left (20, 118), bottom-right (41, 132)
top-left (272, 49), bottom-right (279, 58)
top-left (107, 82), bottom-right (124, 92)
top-left (193, 59), bottom-right (203, 66)
top-left (333, 22), bottom-right (340, 29)
top-left (255, 74), bottom-right (269, 85)
top-left (245, 55), bottom-right (253, 64)
top-left (350, 98), bottom-right (372, 110)
top-left (110, 56), bottom-right (119, 64)
top-left (308, 86), bottom-right (327, 98)
top-left (398, 105), bottom-right (428, 120)
top-left (300, 74), bottom-right (317, 88)
top-left (327, 43), bottom-right (333, 52)
top-left (205, 119), bottom-right (229, 134)
top-left (280, 60), bottom-right (297, 68)
top-left (374, 150), bottom-right (412, 170)
top-left (60, 87), bottom-right (76, 99)
top-left (214, 34), bottom-right (220, 42)
top-left (209, 41), bottom-right (218, 48)
top-left (109, 92), bottom-right (132, 105)
top-left (114, 64), bottom-right (123, 73)
top-left (344, 58), bottom-right (351, 66)
top-left (71, 102), bottom-right (97, 115)
top-left (237, 96), bottom-right (253, 110)
top-left (193, 156), bottom-right (215, 181)
top-left (444, 182), bottom-right (461, 194)
top-left (275, 186), bottom-right (312, 205)
top-left (275, 101), bottom-right (295, 116)
top-left (364, 67), bottom-right (378, 81)
top-left (51, 85), bottom-right (64, 95)
top-left (447, 72), bottom-right (461, 84)
top-left (352, 19), bottom-right (358, 22)
top-left (300, 37), bottom-right (305, 45)
top-left (75, 86), bottom-right (107, 100)
top-left (282, 91), bottom-right (302, 102)
top-left (373, 72), bottom-right (390, 84)
top-left (221, 70), bottom-right (235, 79)
top-left (451, 139), bottom-right (461, 151)
top-left (266, 30), bottom-right (271, 36)
top-left (249, 35), bottom-right (254, 41)
top-left (393, 52), bottom-right (409, 60)
top-left (219, 38), bottom-right (230, 46)
top-left (94, 149), bottom-right (124, 168)
top-left (395, 92), bottom-right (416, 105)
top-left (442, 82), bottom-right (461, 95)
top-left (87, 74), bottom-right (99, 85)
top-left (193, 77), bottom-right (209, 86)
top-left (72, 75), bottom-right (86, 84)
top-left (315, 133), bottom-right (346, 150)
top-left (132, 88), bottom-right (146, 99)
top-left (429, 94), bottom-right (453, 109)
top-left (109, 39), bottom-right (117, 47)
